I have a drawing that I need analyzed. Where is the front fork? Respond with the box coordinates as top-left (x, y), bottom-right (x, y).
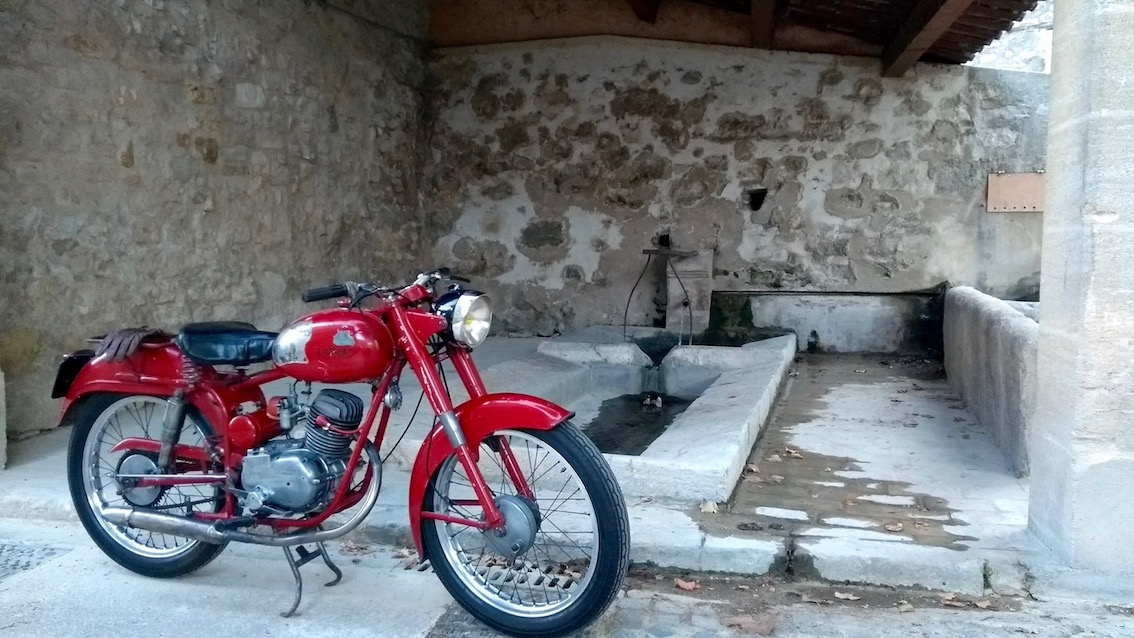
top-left (391, 308), bottom-right (533, 530)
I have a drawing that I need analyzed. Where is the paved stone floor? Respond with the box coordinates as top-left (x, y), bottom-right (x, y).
top-left (2, 517), bottom-right (1131, 637)
top-left (698, 354), bottom-right (1029, 553)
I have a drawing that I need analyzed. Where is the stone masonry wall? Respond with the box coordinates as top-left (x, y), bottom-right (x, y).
top-left (0, 0), bottom-right (426, 434)
top-left (423, 37), bottom-right (1049, 335)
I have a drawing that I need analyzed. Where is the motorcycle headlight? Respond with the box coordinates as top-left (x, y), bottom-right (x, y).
top-left (435, 291), bottom-right (493, 348)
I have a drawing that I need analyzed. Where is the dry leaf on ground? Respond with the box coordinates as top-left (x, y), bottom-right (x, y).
top-left (940, 592), bottom-right (957, 601)
top-left (784, 447), bottom-right (804, 459)
top-left (974, 600), bottom-right (992, 609)
top-left (834, 592), bottom-right (861, 601)
top-left (744, 463), bottom-right (760, 474)
top-left (943, 600), bottom-right (968, 608)
top-left (800, 594), bottom-right (831, 605)
top-left (394, 547), bottom-right (415, 559)
top-left (823, 467), bottom-right (833, 473)
top-left (699, 500), bottom-right (719, 514)
top-left (723, 614), bottom-right (778, 636)
top-left (766, 454), bottom-right (783, 463)
top-left (898, 601), bottom-right (915, 613)
top-left (736, 584), bottom-right (750, 590)
top-left (674, 578), bottom-right (700, 591)
top-left (338, 540), bottom-right (376, 556)
top-left (884, 523), bottom-right (904, 532)
top-left (768, 475), bottom-right (785, 484)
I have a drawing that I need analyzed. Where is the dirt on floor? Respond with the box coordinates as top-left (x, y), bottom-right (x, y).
top-left (625, 562), bottom-right (1025, 627)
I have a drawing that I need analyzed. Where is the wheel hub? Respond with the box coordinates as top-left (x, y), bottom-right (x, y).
top-left (483, 494), bottom-right (538, 563)
top-left (116, 453), bottom-right (162, 507)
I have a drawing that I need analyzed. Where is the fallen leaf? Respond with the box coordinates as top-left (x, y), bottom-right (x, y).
top-left (768, 475), bottom-right (785, 484)
top-left (394, 546), bottom-right (415, 559)
top-left (943, 600), bottom-right (968, 608)
top-left (800, 594), bottom-right (831, 605)
top-left (913, 521), bottom-right (930, 528)
top-left (898, 601), bottom-right (914, 613)
top-left (784, 447), bottom-right (804, 459)
top-left (974, 600), bottom-right (991, 609)
top-left (884, 523), bottom-right (904, 533)
top-left (736, 584), bottom-right (750, 590)
top-left (940, 592), bottom-right (957, 602)
top-left (674, 578), bottom-right (700, 591)
top-left (737, 521), bottom-right (764, 531)
top-left (903, 421), bottom-right (918, 428)
top-left (699, 500), bottom-right (719, 514)
top-left (824, 467), bottom-right (833, 473)
top-left (788, 371), bottom-right (799, 377)
top-left (339, 540), bottom-right (376, 556)
top-left (744, 463), bottom-right (760, 474)
top-left (723, 614), bottom-right (778, 636)
top-left (854, 369), bottom-right (867, 373)
top-left (834, 592), bottom-right (861, 601)
top-left (766, 454), bottom-right (783, 463)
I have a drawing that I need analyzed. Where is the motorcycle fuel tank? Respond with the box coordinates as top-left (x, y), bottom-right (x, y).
top-left (272, 309), bottom-right (394, 383)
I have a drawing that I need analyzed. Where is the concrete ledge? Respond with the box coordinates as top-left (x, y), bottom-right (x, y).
top-left (944, 287), bottom-right (1038, 476)
top-left (1, 366), bottom-right (6, 469)
top-left (796, 537), bottom-right (987, 595)
top-left (607, 335), bottom-right (796, 504)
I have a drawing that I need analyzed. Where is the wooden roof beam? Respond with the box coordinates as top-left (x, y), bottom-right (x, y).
top-left (628, 0), bottom-right (662, 23)
top-left (882, 0), bottom-right (977, 77)
top-left (751, 0), bottom-right (776, 48)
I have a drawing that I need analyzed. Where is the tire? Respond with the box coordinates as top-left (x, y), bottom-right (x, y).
top-left (66, 392), bottom-right (227, 578)
top-left (422, 422), bottom-right (630, 638)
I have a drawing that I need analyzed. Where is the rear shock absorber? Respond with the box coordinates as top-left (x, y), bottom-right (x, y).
top-left (157, 358), bottom-right (203, 470)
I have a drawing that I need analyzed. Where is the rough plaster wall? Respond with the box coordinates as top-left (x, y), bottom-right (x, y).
top-left (423, 38), bottom-right (1048, 335)
top-left (969, 1), bottom-right (1053, 74)
top-left (0, 0), bottom-right (426, 434)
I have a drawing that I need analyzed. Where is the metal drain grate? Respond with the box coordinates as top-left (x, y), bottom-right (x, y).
top-left (0, 543), bottom-right (64, 582)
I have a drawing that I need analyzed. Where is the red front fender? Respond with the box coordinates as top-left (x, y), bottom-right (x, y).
top-left (408, 393), bottom-right (572, 557)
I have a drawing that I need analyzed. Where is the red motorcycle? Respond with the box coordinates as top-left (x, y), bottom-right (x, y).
top-left (55, 268), bottom-right (630, 637)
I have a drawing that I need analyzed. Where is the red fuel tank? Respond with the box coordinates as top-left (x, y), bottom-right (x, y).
top-left (272, 309), bottom-right (394, 383)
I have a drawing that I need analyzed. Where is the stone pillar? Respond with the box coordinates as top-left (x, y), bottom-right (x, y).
top-left (1028, 0), bottom-right (1134, 569)
top-left (0, 365), bottom-right (6, 469)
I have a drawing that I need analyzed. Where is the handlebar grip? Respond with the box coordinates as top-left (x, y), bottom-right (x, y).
top-left (301, 283), bottom-right (350, 303)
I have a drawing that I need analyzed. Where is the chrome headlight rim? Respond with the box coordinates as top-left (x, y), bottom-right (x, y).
top-left (436, 291), bottom-right (493, 348)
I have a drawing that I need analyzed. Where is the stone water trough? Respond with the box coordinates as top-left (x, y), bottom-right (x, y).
top-left (376, 334), bottom-right (796, 506)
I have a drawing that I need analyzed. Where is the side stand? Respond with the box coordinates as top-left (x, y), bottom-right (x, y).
top-left (280, 539), bottom-right (343, 618)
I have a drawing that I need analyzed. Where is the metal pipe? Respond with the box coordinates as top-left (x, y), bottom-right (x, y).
top-left (102, 446), bottom-right (382, 547)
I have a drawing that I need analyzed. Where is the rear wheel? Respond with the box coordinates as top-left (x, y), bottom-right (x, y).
top-left (422, 423), bottom-right (630, 638)
top-left (66, 393), bottom-right (227, 578)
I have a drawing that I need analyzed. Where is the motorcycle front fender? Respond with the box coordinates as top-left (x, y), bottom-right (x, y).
top-left (407, 393), bottom-right (573, 557)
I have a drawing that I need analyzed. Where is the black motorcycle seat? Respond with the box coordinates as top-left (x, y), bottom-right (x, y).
top-left (175, 322), bottom-right (278, 366)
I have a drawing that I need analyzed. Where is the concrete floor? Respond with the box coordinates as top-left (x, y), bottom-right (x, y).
top-left (698, 354), bottom-right (1032, 562)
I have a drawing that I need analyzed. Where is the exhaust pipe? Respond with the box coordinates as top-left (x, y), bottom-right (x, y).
top-left (102, 446), bottom-right (382, 548)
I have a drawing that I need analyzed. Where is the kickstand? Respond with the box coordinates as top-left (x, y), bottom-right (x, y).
top-left (280, 539), bottom-right (344, 618)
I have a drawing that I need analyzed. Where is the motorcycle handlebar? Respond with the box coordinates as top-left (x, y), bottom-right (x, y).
top-left (301, 283), bottom-right (350, 303)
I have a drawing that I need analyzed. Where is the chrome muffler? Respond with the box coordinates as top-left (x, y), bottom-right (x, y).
top-left (101, 446), bottom-right (382, 547)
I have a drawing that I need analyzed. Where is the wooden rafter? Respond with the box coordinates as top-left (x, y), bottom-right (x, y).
top-left (750, 0), bottom-right (776, 48)
top-left (882, 0), bottom-right (978, 77)
top-left (628, 0), bottom-right (663, 23)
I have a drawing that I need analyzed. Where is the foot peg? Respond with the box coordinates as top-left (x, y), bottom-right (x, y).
top-left (280, 539), bottom-right (343, 618)
top-left (213, 516), bottom-right (256, 532)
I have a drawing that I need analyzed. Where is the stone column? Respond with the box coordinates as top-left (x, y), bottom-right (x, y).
top-left (1028, 0), bottom-right (1134, 569)
top-left (0, 365), bottom-right (6, 469)
top-left (665, 250), bottom-right (713, 340)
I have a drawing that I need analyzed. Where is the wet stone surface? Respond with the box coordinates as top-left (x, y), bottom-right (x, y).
top-left (697, 354), bottom-right (1011, 550)
top-left (0, 543), bottom-right (62, 582)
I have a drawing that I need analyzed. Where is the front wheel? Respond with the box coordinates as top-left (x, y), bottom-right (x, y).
top-left (422, 422), bottom-right (630, 638)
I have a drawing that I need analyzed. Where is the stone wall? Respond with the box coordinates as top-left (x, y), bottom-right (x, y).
top-left (944, 286), bottom-right (1038, 476)
top-left (0, 0), bottom-right (427, 435)
top-left (422, 37), bottom-right (1049, 336)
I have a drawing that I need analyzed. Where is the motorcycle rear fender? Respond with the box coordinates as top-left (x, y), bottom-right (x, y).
top-left (57, 344), bottom-right (263, 442)
top-left (408, 393), bottom-right (573, 557)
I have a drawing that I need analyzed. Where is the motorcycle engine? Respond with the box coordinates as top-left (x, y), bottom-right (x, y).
top-left (240, 389), bottom-right (365, 515)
